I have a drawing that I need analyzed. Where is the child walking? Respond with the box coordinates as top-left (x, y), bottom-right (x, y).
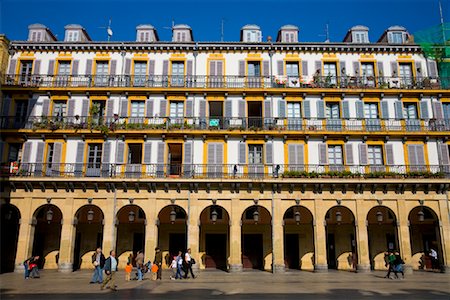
top-left (170, 256), bottom-right (177, 280)
top-left (125, 262), bottom-right (132, 281)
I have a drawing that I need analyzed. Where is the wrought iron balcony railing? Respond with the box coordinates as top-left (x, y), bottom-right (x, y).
top-left (2, 115), bottom-right (450, 133)
top-left (2, 74), bottom-right (448, 90)
top-left (2, 163), bottom-right (449, 179)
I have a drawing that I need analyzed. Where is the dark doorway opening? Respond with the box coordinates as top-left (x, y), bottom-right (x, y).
top-left (133, 232), bottom-right (145, 258)
top-left (248, 102), bottom-right (262, 128)
top-left (169, 233), bottom-right (187, 258)
top-left (209, 101), bottom-right (224, 129)
top-left (0, 206), bottom-right (20, 273)
top-left (73, 232), bottom-right (82, 270)
top-left (327, 233), bottom-right (336, 269)
top-left (205, 234), bottom-right (227, 270)
top-left (284, 233), bottom-right (300, 269)
top-left (242, 234), bottom-right (263, 270)
top-left (168, 143), bottom-right (182, 176)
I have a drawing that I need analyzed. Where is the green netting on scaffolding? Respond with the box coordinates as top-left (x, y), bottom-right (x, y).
top-left (414, 23), bottom-right (450, 88)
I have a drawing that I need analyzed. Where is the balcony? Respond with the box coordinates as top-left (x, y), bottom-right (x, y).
top-left (1, 163), bottom-right (449, 179)
top-left (2, 74), bottom-right (448, 90)
top-left (2, 115), bottom-right (449, 134)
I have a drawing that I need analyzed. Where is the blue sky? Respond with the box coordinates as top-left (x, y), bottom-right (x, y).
top-left (0, 0), bottom-right (448, 43)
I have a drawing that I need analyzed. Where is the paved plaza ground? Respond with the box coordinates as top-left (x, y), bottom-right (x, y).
top-left (0, 269), bottom-right (449, 300)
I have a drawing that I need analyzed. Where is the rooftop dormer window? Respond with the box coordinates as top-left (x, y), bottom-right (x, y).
top-left (390, 32), bottom-right (403, 43)
top-left (66, 31), bottom-right (79, 42)
top-left (354, 31), bottom-right (368, 43)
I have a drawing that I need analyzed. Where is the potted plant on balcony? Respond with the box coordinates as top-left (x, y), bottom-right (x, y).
top-left (275, 76), bottom-right (286, 88)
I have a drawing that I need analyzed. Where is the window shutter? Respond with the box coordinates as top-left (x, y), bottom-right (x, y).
top-left (199, 99), bottom-right (206, 118)
top-left (316, 99), bottom-right (325, 119)
top-left (302, 61), bottom-right (308, 77)
top-left (217, 61), bottom-right (223, 76)
top-left (345, 143), bottom-right (354, 165)
top-left (208, 143), bottom-right (215, 164)
top-left (238, 142), bottom-right (246, 164)
top-left (432, 101), bottom-right (444, 119)
top-left (81, 99), bottom-right (89, 117)
top-left (2, 97), bottom-right (10, 115)
top-left (339, 61), bottom-right (346, 76)
top-left (143, 142), bottom-right (152, 164)
top-left (157, 142), bottom-right (165, 165)
top-left (148, 60), bottom-right (155, 75)
top-left (278, 99), bottom-right (286, 118)
top-left (145, 99), bottom-right (154, 118)
top-left (391, 62), bottom-right (398, 76)
top-left (415, 61), bottom-right (422, 78)
top-left (377, 62), bottom-right (384, 76)
top-left (381, 100), bottom-right (389, 119)
top-left (225, 100), bottom-right (232, 118)
top-left (303, 100), bottom-right (311, 118)
top-left (419, 100), bottom-right (429, 119)
top-left (315, 61), bottom-right (322, 74)
top-left (47, 60), bottom-right (55, 76)
top-left (119, 98), bottom-right (128, 118)
top-left (33, 60), bottom-right (41, 75)
top-left (67, 99), bottom-right (75, 117)
top-left (124, 59), bottom-right (131, 75)
top-left (262, 60), bottom-right (270, 77)
top-left (116, 142), bottom-right (125, 164)
top-left (356, 100), bottom-right (364, 119)
top-left (52, 142), bottom-right (62, 165)
top-left (239, 60), bottom-right (245, 77)
top-left (439, 143), bottom-right (450, 166)
top-left (277, 61), bottom-right (284, 75)
top-left (427, 61), bottom-right (437, 78)
top-left (359, 143), bottom-right (368, 165)
top-left (407, 145), bottom-right (417, 166)
top-left (265, 142), bottom-right (273, 164)
top-left (238, 99), bottom-right (245, 118)
top-left (185, 99), bottom-right (193, 117)
top-left (288, 144), bottom-right (296, 165)
top-left (106, 99), bottom-right (114, 117)
top-left (74, 141), bottom-right (85, 176)
top-left (27, 97), bottom-right (37, 117)
top-left (187, 60), bottom-right (193, 76)
top-left (8, 59), bottom-right (16, 74)
top-left (416, 144), bottom-right (425, 165)
top-left (85, 59), bottom-right (93, 75)
top-left (216, 143), bottom-right (224, 165)
top-left (21, 142), bottom-right (32, 163)
top-left (110, 60), bottom-right (117, 75)
top-left (102, 142), bottom-right (111, 164)
top-left (41, 99), bottom-right (50, 116)
top-left (162, 60), bottom-right (169, 76)
top-left (318, 143), bottom-right (328, 165)
top-left (353, 61), bottom-right (360, 75)
top-left (394, 101), bottom-right (404, 119)
top-left (35, 142), bottom-right (45, 164)
top-left (342, 100), bottom-right (350, 119)
top-left (72, 60), bottom-right (79, 76)
top-left (297, 144), bottom-right (304, 165)
top-left (264, 99), bottom-right (272, 119)
top-left (385, 144), bottom-right (394, 165)
top-left (184, 142), bottom-right (193, 165)
top-left (159, 99), bottom-right (167, 117)
top-left (209, 61), bottom-right (216, 76)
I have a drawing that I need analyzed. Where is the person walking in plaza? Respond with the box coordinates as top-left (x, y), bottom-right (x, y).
top-left (101, 250), bottom-right (118, 291)
top-left (153, 247), bottom-right (162, 280)
top-left (170, 256), bottom-right (177, 280)
top-left (429, 248), bottom-right (439, 271)
top-left (394, 251), bottom-right (405, 279)
top-left (125, 262), bottom-right (132, 281)
top-left (23, 256), bottom-right (34, 279)
top-left (135, 250), bottom-right (144, 281)
top-left (384, 251), bottom-right (397, 279)
top-left (28, 256), bottom-right (40, 278)
top-left (175, 251), bottom-right (184, 280)
top-left (90, 247), bottom-right (106, 284)
top-left (184, 248), bottom-right (196, 279)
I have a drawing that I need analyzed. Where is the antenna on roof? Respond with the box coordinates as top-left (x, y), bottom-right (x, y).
top-left (221, 18), bottom-right (225, 42)
top-left (99, 18), bottom-right (113, 41)
top-left (319, 22), bottom-right (330, 43)
top-left (163, 19), bottom-right (175, 30)
top-left (438, 0), bottom-right (447, 42)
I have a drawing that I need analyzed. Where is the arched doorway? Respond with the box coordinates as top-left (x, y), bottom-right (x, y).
top-left (241, 205), bottom-right (272, 270)
top-left (157, 205), bottom-right (187, 268)
top-left (0, 204), bottom-right (21, 273)
top-left (367, 206), bottom-right (399, 270)
top-left (73, 205), bottom-right (104, 270)
top-left (116, 205), bottom-right (146, 268)
top-left (199, 205), bottom-right (230, 270)
top-left (31, 204), bottom-right (63, 269)
top-left (325, 206), bottom-right (356, 270)
top-left (283, 206), bottom-right (314, 270)
top-left (409, 206), bottom-right (443, 271)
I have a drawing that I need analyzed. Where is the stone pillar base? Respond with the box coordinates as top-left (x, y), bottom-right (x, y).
top-left (58, 262), bottom-right (73, 273)
top-left (314, 264), bottom-right (328, 272)
top-left (272, 264), bottom-right (285, 273)
top-left (356, 264), bottom-right (371, 273)
top-left (228, 264), bottom-right (243, 273)
top-left (403, 264), bottom-right (413, 275)
top-left (442, 266), bottom-right (450, 273)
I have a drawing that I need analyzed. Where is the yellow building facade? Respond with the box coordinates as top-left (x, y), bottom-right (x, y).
top-left (0, 23), bottom-right (449, 274)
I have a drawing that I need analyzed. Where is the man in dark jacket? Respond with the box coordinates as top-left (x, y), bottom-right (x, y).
top-left (90, 247), bottom-right (106, 284)
top-left (154, 247), bottom-right (162, 280)
top-left (101, 250), bottom-right (118, 291)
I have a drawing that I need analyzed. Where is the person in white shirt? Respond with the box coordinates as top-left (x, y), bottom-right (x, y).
top-left (184, 248), bottom-right (196, 279)
top-left (429, 248), bottom-right (438, 270)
